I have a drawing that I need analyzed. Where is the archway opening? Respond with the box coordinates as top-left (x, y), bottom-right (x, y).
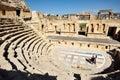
top-left (16, 10), bottom-right (20, 17)
top-left (107, 27), bottom-right (117, 38)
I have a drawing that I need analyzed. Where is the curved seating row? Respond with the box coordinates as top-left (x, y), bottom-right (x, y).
top-left (0, 18), bottom-right (53, 74)
top-left (0, 18), bottom-right (76, 80)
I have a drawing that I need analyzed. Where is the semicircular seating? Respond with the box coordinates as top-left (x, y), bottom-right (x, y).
top-left (0, 18), bottom-right (54, 74)
top-left (0, 17), bottom-right (119, 80)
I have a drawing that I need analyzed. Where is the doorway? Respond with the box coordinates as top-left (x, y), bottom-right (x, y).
top-left (41, 24), bottom-right (44, 31)
top-left (2, 10), bottom-right (6, 15)
top-left (16, 10), bottom-right (20, 16)
top-left (78, 31), bottom-right (85, 35)
top-left (107, 27), bottom-right (117, 38)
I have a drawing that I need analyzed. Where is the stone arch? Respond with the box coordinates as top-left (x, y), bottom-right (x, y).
top-left (73, 23), bottom-right (76, 32)
top-left (103, 24), bottom-right (105, 33)
top-left (91, 24), bottom-right (94, 32)
top-left (55, 25), bottom-right (57, 31)
top-left (41, 24), bottom-right (44, 31)
top-left (71, 42), bottom-right (74, 46)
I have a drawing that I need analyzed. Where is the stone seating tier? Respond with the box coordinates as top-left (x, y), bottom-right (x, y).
top-left (0, 18), bottom-right (53, 74)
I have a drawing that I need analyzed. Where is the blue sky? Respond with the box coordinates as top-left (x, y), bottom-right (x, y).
top-left (25, 0), bottom-right (120, 15)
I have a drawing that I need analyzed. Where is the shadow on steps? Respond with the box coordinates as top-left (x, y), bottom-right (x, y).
top-left (0, 68), bottom-right (57, 80)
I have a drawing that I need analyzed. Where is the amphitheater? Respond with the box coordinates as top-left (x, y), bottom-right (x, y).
top-left (0, 0), bottom-right (120, 80)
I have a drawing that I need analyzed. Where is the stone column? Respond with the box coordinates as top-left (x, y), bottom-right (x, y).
top-left (109, 12), bottom-right (113, 20)
top-left (61, 24), bottom-right (63, 32)
top-left (75, 23), bottom-right (79, 36)
top-left (94, 24), bottom-right (97, 33)
top-left (99, 24), bottom-right (102, 33)
top-left (66, 23), bottom-right (69, 32)
top-left (98, 12), bottom-right (101, 19)
top-left (88, 24), bottom-right (92, 33)
top-left (63, 23), bottom-right (65, 31)
top-left (68, 23), bottom-right (71, 32)
top-left (105, 24), bottom-right (109, 36)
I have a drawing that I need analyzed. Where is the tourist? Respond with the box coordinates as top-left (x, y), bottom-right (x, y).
top-left (86, 55), bottom-right (97, 64)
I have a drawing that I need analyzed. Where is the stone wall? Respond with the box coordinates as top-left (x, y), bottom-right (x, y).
top-left (40, 18), bottom-right (120, 39)
top-left (49, 39), bottom-right (115, 51)
top-left (0, 0), bottom-right (31, 19)
top-left (0, 10), bottom-right (15, 18)
top-left (30, 10), bottom-right (120, 41)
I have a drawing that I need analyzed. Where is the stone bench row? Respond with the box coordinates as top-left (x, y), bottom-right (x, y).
top-left (0, 21), bottom-right (53, 74)
top-left (0, 24), bottom-right (21, 28)
top-left (0, 18), bottom-right (14, 22)
top-left (0, 30), bottom-right (34, 70)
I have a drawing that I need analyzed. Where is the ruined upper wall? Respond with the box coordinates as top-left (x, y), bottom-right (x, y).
top-left (39, 9), bottom-right (120, 21)
top-left (0, 0), bottom-right (31, 19)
